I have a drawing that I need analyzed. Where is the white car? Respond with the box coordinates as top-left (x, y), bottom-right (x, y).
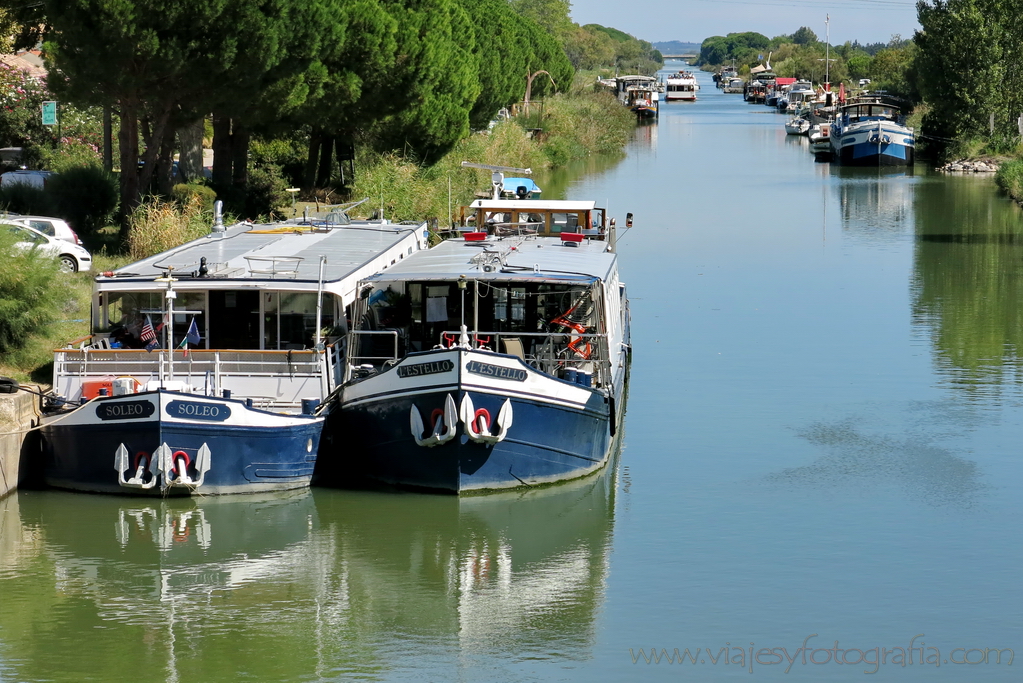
top-left (4, 222), bottom-right (92, 272)
top-left (5, 215), bottom-right (83, 245)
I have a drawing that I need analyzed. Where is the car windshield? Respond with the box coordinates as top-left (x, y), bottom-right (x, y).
top-left (6, 224), bottom-right (44, 244)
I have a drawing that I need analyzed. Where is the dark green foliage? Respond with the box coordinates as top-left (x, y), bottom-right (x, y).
top-left (790, 27), bottom-right (818, 45)
top-left (171, 183), bottom-right (217, 213)
top-left (916, 0), bottom-right (1013, 150)
top-left (242, 165), bottom-right (289, 220)
top-left (847, 53), bottom-right (873, 79)
top-left (457, 0), bottom-right (574, 129)
top-left (0, 184), bottom-right (55, 216)
top-left (371, 0), bottom-right (481, 161)
top-left (699, 32), bottom-right (770, 66)
top-left (250, 136), bottom-right (308, 187)
top-left (47, 165), bottom-right (119, 237)
top-left (0, 231), bottom-right (62, 354)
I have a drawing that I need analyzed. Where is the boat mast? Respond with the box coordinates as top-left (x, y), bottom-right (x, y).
top-left (157, 268), bottom-right (177, 383)
top-left (825, 15), bottom-right (830, 87)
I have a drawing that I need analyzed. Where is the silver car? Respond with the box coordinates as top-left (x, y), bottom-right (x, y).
top-left (4, 222), bottom-right (92, 272)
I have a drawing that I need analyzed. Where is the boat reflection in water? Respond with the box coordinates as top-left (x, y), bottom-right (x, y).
top-left (0, 445), bottom-right (620, 679)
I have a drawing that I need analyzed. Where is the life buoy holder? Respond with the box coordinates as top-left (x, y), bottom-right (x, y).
top-left (472, 408), bottom-right (491, 434)
top-left (171, 450), bottom-right (190, 477)
top-left (134, 451), bottom-right (149, 470)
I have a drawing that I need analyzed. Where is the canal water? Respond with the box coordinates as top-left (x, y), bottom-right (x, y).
top-left (2, 65), bottom-right (1022, 681)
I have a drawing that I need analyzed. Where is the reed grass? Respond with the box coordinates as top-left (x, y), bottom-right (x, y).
top-left (126, 195), bottom-right (211, 261)
top-left (350, 90), bottom-right (635, 224)
top-left (995, 158), bottom-right (1023, 202)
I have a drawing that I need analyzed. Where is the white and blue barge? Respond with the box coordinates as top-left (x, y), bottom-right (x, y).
top-left (41, 205), bottom-right (429, 495)
top-left (322, 193), bottom-right (631, 493)
top-left (830, 97), bottom-right (915, 166)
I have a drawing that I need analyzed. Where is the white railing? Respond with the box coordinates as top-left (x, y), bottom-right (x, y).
top-left (53, 348), bottom-right (333, 409)
top-left (347, 329), bottom-right (612, 387)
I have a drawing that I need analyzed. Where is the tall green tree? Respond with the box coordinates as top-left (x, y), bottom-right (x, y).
top-left (295, 0), bottom-right (398, 187)
top-left (40, 0), bottom-right (337, 233)
top-left (369, 0), bottom-right (481, 162)
top-left (916, 0), bottom-right (1003, 144)
top-left (509, 0), bottom-right (573, 44)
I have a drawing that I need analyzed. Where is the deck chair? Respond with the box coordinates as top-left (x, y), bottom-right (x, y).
top-left (501, 337), bottom-right (525, 360)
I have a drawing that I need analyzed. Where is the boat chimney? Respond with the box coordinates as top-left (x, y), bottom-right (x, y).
top-left (209, 200), bottom-right (225, 237)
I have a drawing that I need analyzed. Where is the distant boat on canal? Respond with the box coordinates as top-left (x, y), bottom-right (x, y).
top-left (664, 71), bottom-right (699, 101)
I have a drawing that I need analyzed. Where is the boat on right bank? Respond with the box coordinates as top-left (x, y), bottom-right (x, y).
top-left (829, 95), bottom-right (914, 166)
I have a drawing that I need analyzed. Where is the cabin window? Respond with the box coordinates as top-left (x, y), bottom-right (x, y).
top-left (492, 287), bottom-right (526, 323)
top-left (426, 286), bottom-right (449, 323)
top-left (550, 213), bottom-right (580, 234)
top-left (482, 211), bottom-right (509, 228)
top-left (263, 292), bottom-right (335, 350)
top-left (100, 291), bottom-right (206, 349)
top-left (410, 283), bottom-right (423, 323)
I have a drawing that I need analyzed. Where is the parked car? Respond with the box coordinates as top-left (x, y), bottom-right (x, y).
top-left (4, 215), bottom-right (82, 245)
top-left (0, 169), bottom-right (55, 189)
top-left (3, 222), bottom-right (92, 272)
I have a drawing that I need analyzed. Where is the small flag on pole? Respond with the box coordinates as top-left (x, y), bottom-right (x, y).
top-left (186, 317), bottom-right (200, 345)
top-left (180, 317), bottom-right (200, 357)
top-left (140, 315), bottom-right (156, 342)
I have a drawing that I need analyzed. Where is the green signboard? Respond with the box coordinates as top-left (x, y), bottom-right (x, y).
top-left (41, 101), bottom-right (57, 126)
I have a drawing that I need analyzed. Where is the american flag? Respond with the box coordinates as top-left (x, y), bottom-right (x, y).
top-left (139, 315), bottom-right (156, 342)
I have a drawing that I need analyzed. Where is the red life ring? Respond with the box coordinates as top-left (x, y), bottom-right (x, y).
top-left (134, 451), bottom-right (149, 470)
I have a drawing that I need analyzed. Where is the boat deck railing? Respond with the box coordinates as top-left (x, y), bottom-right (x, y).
top-left (348, 329), bottom-right (613, 387)
top-left (53, 347), bottom-right (342, 409)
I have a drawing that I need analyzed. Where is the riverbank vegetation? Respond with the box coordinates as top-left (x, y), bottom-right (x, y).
top-left (349, 86), bottom-right (634, 224)
top-left (0, 0), bottom-right (656, 235)
top-left (0, 0), bottom-right (653, 379)
top-left (698, 29), bottom-right (916, 98)
top-left (697, 11), bottom-right (1023, 173)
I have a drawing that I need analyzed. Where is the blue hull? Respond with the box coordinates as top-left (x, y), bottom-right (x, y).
top-left (837, 139), bottom-right (914, 166)
top-left (41, 391), bottom-right (323, 496)
top-left (320, 387), bottom-right (616, 493)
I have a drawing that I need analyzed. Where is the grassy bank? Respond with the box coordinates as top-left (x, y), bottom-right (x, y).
top-left (0, 251), bottom-right (130, 385)
top-left (995, 159), bottom-right (1023, 203)
top-left (349, 89), bottom-right (635, 224)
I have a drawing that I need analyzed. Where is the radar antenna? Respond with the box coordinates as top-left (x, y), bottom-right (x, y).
top-left (461, 161), bottom-right (532, 200)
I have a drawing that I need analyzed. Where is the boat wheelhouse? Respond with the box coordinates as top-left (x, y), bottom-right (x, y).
top-left (615, 75), bottom-right (660, 118)
top-left (320, 169), bottom-right (631, 493)
top-left (41, 204), bottom-right (429, 496)
top-left (829, 96), bottom-right (915, 166)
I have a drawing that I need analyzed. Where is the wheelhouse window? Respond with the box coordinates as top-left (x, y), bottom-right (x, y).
top-left (99, 291), bottom-right (206, 349)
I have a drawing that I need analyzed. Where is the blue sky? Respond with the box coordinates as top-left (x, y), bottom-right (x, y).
top-left (569, 0), bottom-right (920, 46)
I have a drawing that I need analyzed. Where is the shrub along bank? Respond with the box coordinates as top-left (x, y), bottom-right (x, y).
top-left (349, 89), bottom-right (635, 223)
